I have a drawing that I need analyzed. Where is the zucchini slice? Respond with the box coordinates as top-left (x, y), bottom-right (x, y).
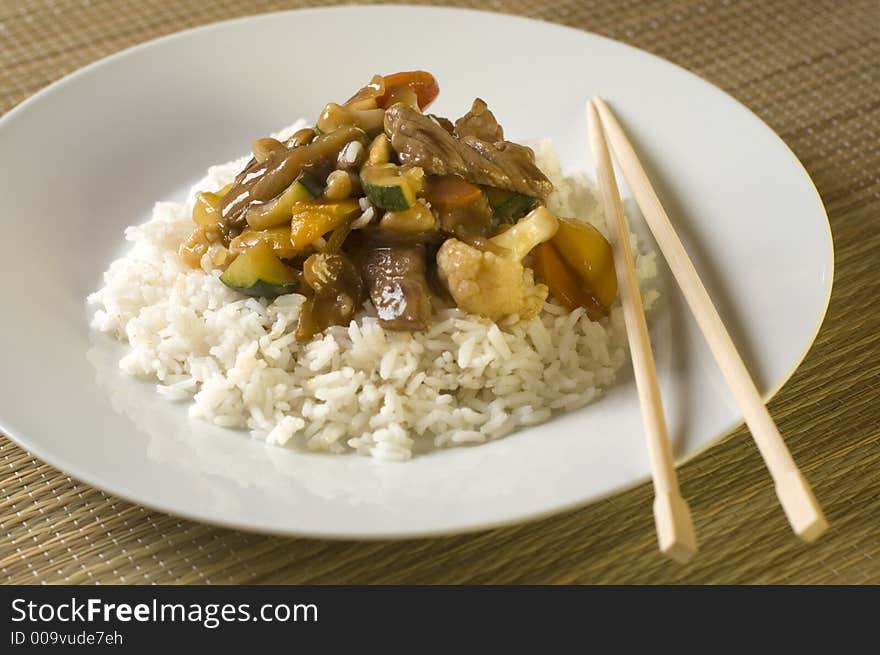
top-left (245, 171), bottom-right (323, 230)
top-left (485, 187), bottom-right (537, 221)
top-left (220, 242), bottom-right (301, 297)
top-left (361, 164), bottom-right (416, 211)
top-left (297, 170), bottom-right (324, 197)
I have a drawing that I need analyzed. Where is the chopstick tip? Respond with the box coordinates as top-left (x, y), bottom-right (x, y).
top-left (775, 470), bottom-right (829, 542)
top-left (587, 97), bottom-right (610, 127)
top-left (654, 492), bottom-right (698, 564)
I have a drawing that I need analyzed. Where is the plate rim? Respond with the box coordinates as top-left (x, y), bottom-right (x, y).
top-left (0, 4), bottom-right (834, 539)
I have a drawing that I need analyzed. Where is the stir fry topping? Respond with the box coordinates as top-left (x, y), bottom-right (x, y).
top-left (180, 71), bottom-right (617, 339)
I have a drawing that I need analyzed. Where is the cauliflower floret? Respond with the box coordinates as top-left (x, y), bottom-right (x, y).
top-left (437, 241), bottom-right (545, 319)
top-left (437, 206), bottom-right (559, 320)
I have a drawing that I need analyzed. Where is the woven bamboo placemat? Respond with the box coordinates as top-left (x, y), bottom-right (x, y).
top-left (1, 0), bottom-right (878, 584)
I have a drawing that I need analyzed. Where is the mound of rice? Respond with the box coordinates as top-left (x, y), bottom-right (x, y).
top-left (88, 123), bottom-right (658, 461)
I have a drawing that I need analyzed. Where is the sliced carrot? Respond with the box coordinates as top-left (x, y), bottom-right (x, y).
top-left (423, 175), bottom-right (483, 209)
top-left (378, 71), bottom-right (439, 110)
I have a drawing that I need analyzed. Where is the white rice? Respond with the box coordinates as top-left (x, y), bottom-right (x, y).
top-left (88, 122), bottom-right (658, 461)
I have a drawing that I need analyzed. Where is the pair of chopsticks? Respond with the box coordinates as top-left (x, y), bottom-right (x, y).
top-left (587, 97), bottom-right (828, 562)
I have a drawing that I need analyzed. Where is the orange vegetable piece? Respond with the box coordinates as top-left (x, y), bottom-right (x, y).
top-left (377, 71), bottom-right (439, 110)
top-left (424, 175), bottom-right (483, 210)
top-left (290, 200), bottom-right (360, 250)
top-left (551, 218), bottom-right (618, 309)
top-left (532, 241), bottom-right (607, 320)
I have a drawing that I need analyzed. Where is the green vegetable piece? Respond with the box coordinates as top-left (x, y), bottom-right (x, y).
top-left (220, 242), bottom-right (301, 297)
top-left (486, 188), bottom-right (537, 221)
top-left (361, 165), bottom-right (416, 211)
top-left (297, 170), bottom-right (325, 197)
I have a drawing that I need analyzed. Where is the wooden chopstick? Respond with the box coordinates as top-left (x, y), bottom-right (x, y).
top-left (591, 96), bottom-right (828, 542)
top-left (587, 101), bottom-right (698, 563)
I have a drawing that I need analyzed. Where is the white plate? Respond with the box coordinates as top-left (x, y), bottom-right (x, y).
top-left (0, 6), bottom-right (832, 538)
